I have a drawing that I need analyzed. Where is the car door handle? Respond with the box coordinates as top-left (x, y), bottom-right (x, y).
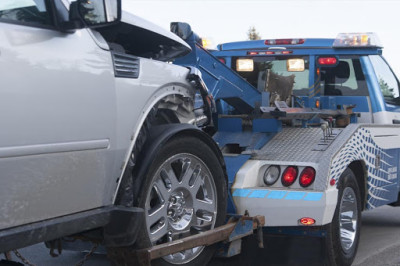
top-left (393, 119), bottom-right (400, 124)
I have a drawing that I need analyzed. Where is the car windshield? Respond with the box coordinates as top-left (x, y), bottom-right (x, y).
top-left (0, 0), bottom-right (45, 11)
top-left (0, 0), bottom-right (51, 25)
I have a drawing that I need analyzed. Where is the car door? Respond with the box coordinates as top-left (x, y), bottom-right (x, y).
top-left (0, 0), bottom-right (117, 230)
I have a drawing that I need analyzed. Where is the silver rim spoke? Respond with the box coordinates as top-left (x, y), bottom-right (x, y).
top-left (149, 217), bottom-right (168, 243)
top-left (190, 174), bottom-right (204, 194)
top-left (148, 203), bottom-right (167, 228)
top-left (160, 165), bottom-right (179, 189)
top-left (180, 159), bottom-right (195, 185)
top-left (154, 179), bottom-right (169, 202)
top-left (194, 199), bottom-right (215, 214)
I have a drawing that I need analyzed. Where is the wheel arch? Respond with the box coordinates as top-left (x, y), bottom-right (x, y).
top-left (114, 116), bottom-right (226, 205)
top-left (112, 88), bottom-right (195, 201)
top-left (132, 124), bottom-right (226, 197)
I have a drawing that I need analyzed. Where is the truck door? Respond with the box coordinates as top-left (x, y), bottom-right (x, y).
top-left (0, 0), bottom-right (116, 230)
top-left (317, 55), bottom-right (373, 123)
top-left (368, 55), bottom-right (400, 124)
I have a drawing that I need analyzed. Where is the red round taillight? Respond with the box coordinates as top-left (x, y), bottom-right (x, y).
top-left (299, 167), bottom-right (316, 187)
top-left (281, 166), bottom-right (298, 187)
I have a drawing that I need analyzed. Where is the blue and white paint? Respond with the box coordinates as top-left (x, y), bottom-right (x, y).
top-left (233, 189), bottom-right (323, 201)
top-left (330, 127), bottom-right (399, 209)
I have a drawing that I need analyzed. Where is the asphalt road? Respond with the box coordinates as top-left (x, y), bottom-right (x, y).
top-left (3, 205), bottom-right (400, 266)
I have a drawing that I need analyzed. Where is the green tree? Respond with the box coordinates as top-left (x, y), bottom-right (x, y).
top-left (247, 26), bottom-right (261, 40)
top-left (379, 78), bottom-right (394, 97)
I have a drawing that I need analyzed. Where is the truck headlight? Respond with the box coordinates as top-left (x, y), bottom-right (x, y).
top-left (263, 165), bottom-right (280, 186)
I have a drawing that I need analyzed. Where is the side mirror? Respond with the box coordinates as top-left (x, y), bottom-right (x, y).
top-left (70, 0), bottom-right (121, 29)
top-left (171, 22), bottom-right (204, 47)
top-left (171, 22), bottom-right (193, 41)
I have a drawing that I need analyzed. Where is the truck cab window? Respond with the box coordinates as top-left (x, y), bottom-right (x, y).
top-left (320, 57), bottom-right (368, 96)
top-left (0, 0), bottom-right (52, 26)
top-left (369, 55), bottom-right (400, 105)
top-left (233, 56), bottom-right (310, 98)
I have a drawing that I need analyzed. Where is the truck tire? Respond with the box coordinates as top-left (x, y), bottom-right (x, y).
top-left (325, 168), bottom-right (361, 266)
top-left (135, 135), bottom-right (227, 266)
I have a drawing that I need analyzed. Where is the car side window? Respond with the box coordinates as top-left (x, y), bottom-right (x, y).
top-left (0, 0), bottom-right (52, 26)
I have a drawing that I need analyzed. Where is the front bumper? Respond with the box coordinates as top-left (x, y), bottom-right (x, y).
top-left (232, 188), bottom-right (338, 226)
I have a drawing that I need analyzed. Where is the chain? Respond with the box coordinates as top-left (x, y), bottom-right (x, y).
top-left (12, 250), bottom-right (36, 266)
top-left (4, 251), bottom-right (12, 260)
top-left (75, 243), bottom-right (99, 266)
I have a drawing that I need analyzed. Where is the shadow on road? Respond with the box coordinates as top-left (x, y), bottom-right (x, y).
top-left (360, 208), bottom-right (400, 228)
top-left (210, 234), bottom-right (327, 266)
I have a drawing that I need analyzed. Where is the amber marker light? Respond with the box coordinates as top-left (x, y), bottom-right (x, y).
top-left (201, 38), bottom-right (212, 49)
top-left (361, 34), bottom-right (369, 45)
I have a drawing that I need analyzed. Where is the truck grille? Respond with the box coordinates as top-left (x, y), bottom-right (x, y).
top-left (112, 52), bottom-right (140, 78)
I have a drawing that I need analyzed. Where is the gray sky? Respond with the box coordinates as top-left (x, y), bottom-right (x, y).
top-left (124, 0), bottom-right (400, 76)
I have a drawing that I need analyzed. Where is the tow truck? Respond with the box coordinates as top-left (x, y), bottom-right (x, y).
top-left (170, 27), bottom-right (400, 266)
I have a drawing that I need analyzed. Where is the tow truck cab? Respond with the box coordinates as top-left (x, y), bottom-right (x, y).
top-left (174, 32), bottom-right (400, 265)
top-left (212, 33), bottom-right (400, 124)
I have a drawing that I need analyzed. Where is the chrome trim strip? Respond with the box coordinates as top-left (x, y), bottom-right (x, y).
top-left (0, 139), bottom-right (110, 158)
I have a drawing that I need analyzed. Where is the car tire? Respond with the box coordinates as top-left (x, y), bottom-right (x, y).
top-left (135, 134), bottom-right (227, 266)
top-left (325, 168), bottom-right (361, 266)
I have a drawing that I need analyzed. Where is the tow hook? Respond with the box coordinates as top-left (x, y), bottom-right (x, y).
top-left (255, 216), bottom-right (264, 248)
top-left (242, 210), bottom-right (264, 249)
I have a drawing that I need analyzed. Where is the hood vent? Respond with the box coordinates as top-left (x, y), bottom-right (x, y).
top-left (112, 52), bottom-right (140, 79)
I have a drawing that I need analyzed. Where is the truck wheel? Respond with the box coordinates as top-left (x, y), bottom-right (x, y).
top-left (326, 168), bottom-right (361, 266)
top-left (136, 135), bottom-right (227, 266)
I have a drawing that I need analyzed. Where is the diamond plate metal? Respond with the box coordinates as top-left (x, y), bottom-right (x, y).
top-left (253, 128), bottom-right (330, 162)
top-left (251, 124), bottom-right (362, 191)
